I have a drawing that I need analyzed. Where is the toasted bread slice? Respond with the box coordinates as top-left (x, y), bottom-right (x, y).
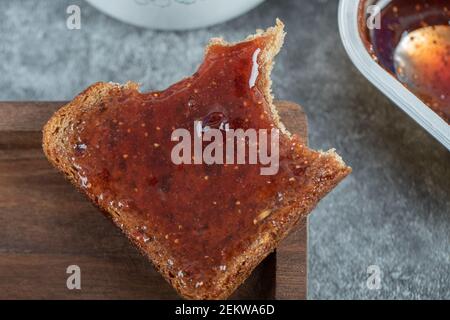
top-left (43, 20), bottom-right (351, 300)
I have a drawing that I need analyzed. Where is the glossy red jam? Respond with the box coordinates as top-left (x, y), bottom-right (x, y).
top-left (360, 0), bottom-right (450, 123)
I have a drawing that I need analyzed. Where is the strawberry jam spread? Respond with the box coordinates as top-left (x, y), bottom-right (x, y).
top-left (67, 34), bottom-right (332, 291)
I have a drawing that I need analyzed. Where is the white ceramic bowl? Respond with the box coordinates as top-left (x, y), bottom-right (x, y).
top-left (86, 0), bottom-right (266, 30)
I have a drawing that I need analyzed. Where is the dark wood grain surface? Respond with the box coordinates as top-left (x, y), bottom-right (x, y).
top-left (0, 101), bottom-right (307, 300)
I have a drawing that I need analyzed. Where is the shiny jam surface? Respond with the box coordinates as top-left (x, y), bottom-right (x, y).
top-left (68, 36), bottom-right (321, 286)
top-left (361, 0), bottom-right (450, 123)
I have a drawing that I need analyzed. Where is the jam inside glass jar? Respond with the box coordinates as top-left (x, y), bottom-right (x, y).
top-left (360, 0), bottom-right (450, 123)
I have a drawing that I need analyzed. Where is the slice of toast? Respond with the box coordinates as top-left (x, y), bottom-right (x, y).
top-left (43, 20), bottom-right (351, 300)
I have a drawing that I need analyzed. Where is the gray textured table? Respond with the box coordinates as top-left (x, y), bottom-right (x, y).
top-left (0, 0), bottom-right (448, 299)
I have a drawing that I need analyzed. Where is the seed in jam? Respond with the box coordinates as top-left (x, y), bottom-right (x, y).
top-left (361, 0), bottom-right (450, 123)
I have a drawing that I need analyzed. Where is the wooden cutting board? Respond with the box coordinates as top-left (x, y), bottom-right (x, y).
top-left (0, 100), bottom-right (307, 300)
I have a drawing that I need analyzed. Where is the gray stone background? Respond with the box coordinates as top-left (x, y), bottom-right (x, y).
top-left (0, 0), bottom-right (448, 299)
